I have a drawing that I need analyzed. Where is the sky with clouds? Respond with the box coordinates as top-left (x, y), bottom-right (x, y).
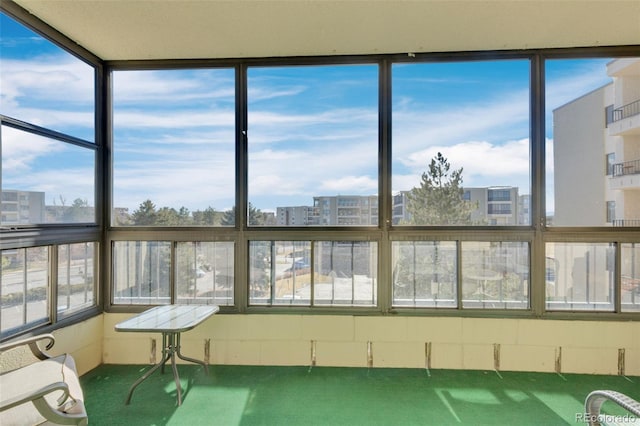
top-left (1, 12), bottom-right (615, 218)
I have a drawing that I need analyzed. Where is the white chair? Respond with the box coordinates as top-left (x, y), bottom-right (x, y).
top-left (584, 390), bottom-right (640, 426)
top-left (0, 334), bottom-right (88, 425)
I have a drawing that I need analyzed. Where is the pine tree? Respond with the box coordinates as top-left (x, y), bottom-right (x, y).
top-left (131, 199), bottom-right (157, 225)
top-left (406, 152), bottom-right (477, 225)
top-left (221, 203), bottom-right (265, 226)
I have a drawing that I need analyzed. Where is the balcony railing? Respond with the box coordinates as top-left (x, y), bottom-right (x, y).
top-left (612, 99), bottom-right (640, 122)
top-left (613, 219), bottom-right (640, 227)
top-left (612, 159), bottom-right (640, 177)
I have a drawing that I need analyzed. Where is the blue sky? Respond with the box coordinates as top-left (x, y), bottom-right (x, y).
top-left (1, 12), bottom-right (615, 216)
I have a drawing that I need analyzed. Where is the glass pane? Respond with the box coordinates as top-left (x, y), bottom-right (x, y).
top-left (112, 241), bottom-right (171, 305)
top-left (1, 247), bottom-right (49, 334)
top-left (392, 241), bottom-right (457, 308)
top-left (112, 69), bottom-right (236, 226)
top-left (1, 126), bottom-right (96, 225)
top-left (57, 242), bottom-right (96, 316)
top-left (0, 13), bottom-right (95, 141)
top-left (248, 64), bottom-right (379, 226)
top-left (546, 57), bottom-right (640, 227)
top-left (176, 241), bottom-right (234, 306)
top-left (545, 243), bottom-right (614, 311)
top-left (621, 243), bottom-right (640, 312)
top-left (249, 240), bottom-right (377, 306)
top-left (392, 60), bottom-right (530, 226)
top-left (249, 241), bottom-right (312, 305)
top-left (249, 241), bottom-right (272, 304)
top-left (313, 241), bottom-right (377, 306)
top-left (461, 241), bottom-right (529, 309)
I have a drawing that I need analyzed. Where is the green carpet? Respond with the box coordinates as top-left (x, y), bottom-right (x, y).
top-left (80, 364), bottom-right (639, 425)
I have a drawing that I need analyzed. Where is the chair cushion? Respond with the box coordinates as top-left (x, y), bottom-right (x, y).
top-left (0, 354), bottom-right (86, 425)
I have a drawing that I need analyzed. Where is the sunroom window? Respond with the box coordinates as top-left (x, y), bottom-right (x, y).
top-left (111, 68), bottom-right (236, 227)
top-left (391, 59), bottom-right (531, 227)
top-left (247, 64), bottom-right (379, 227)
top-left (0, 11), bottom-right (98, 337)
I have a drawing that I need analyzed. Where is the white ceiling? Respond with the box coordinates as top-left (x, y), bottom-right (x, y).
top-left (11, 0), bottom-right (640, 61)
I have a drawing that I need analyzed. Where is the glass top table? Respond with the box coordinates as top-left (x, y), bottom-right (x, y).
top-left (115, 304), bottom-right (219, 405)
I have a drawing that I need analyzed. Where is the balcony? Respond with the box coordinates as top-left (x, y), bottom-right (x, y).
top-left (612, 159), bottom-right (640, 177)
top-left (613, 219), bottom-right (640, 227)
top-left (608, 99), bottom-right (640, 135)
top-left (610, 159), bottom-right (640, 190)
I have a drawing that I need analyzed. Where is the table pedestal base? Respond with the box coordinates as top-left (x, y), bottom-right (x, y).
top-left (125, 332), bottom-right (208, 406)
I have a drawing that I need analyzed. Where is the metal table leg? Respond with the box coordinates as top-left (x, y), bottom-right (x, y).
top-left (125, 331), bottom-right (208, 406)
top-left (125, 350), bottom-right (171, 404)
top-left (175, 333), bottom-right (209, 375)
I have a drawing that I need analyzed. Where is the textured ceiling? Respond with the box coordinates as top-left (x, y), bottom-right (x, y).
top-left (10, 0), bottom-right (640, 61)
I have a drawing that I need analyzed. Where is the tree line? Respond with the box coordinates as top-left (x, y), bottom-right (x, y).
top-left (118, 200), bottom-right (269, 226)
top-left (118, 153), bottom-right (475, 226)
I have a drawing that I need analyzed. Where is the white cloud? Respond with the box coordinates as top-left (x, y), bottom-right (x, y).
top-left (320, 175), bottom-right (377, 193)
top-left (249, 174), bottom-right (305, 197)
top-left (1, 127), bottom-right (63, 173)
top-left (113, 109), bottom-right (235, 129)
top-left (26, 168), bottom-right (95, 205)
top-left (1, 56), bottom-right (93, 112)
top-left (391, 85), bottom-right (531, 192)
top-left (393, 138), bottom-right (530, 192)
top-left (113, 70), bottom-right (235, 103)
top-left (248, 85), bottom-right (307, 103)
top-left (114, 161), bottom-right (236, 212)
top-left (404, 138), bottom-right (530, 177)
top-left (393, 90), bottom-right (529, 156)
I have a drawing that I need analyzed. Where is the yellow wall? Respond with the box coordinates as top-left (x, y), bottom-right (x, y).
top-left (93, 314), bottom-right (640, 377)
top-left (51, 315), bottom-right (103, 375)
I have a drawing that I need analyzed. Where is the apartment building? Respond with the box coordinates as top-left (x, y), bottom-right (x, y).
top-left (276, 206), bottom-right (315, 226)
top-left (0, 190), bottom-right (44, 225)
top-left (392, 187), bottom-right (524, 225)
top-left (310, 195), bottom-right (379, 226)
top-left (554, 58), bottom-right (640, 227)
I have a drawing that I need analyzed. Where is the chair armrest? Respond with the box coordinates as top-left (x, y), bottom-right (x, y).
top-left (0, 381), bottom-right (69, 412)
top-left (0, 334), bottom-right (55, 360)
top-left (585, 390), bottom-right (640, 426)
top-left (0, 378), bottom-right (87, 426)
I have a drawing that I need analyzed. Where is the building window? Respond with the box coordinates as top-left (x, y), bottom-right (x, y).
top-left (488, 189), bottom-right (512, 202)
top-left (606, 153), bottom-right (615, 176)
top-left (487, 203), bottom-right (512, 215)
top-left (606, 201), bottom-right (616, 223)
top-left (605, 105), bottom-right (614, 127)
